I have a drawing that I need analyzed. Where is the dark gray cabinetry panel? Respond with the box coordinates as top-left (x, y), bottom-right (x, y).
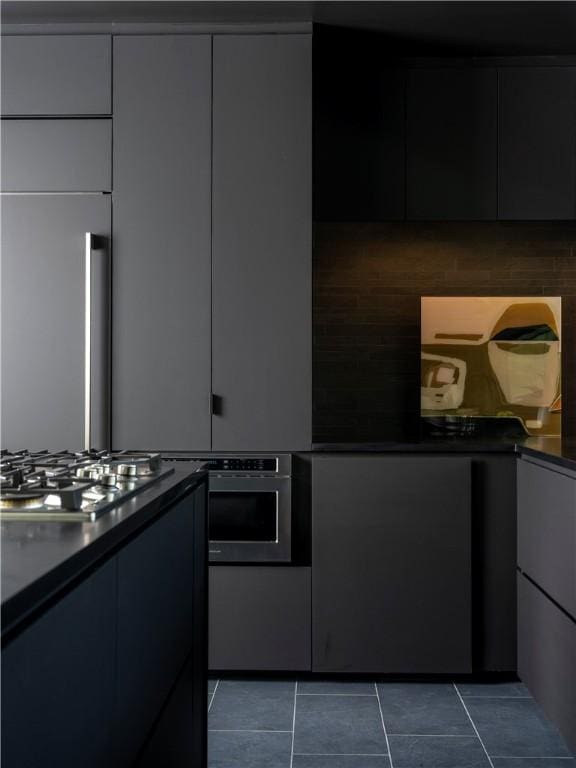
top-left (1, 194), bottom-right (111, 450)
top-left (1, 561), bottom-right (116, 768)
top-left (472, 456), bottom-right (517, 672)
top-left (312, 455), bottom-right (472, 673)
top-left (113, 36), bottom-right (211, 451)
top-left (209, 566), bottom-right (311, 671)
top-left (518, 459), bottom-right (576, 617)
top-left (212, 34), bottom-right (312, 451)
top-left (116, 495), bottom-right (198, 764)
top-left (313, 27), bottom-right (405, 221)
top-left (1, 119), bottom-right (111, 191)
top-left (1, 35), bottom-right (111, 115)
top-left (499, 67), bottom-right (576, 220)
top-left (518, 574), bottom-right (576, 754)
top-left (407, 67), bottom-right (497, 220)
top-left (137, 653), bottom-right (200, 768)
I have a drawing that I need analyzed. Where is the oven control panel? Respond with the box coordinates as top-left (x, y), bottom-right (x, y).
top-left (165, 456), bottom-right (280, 473)
top-left (207, 458), bottom-right (277, 472)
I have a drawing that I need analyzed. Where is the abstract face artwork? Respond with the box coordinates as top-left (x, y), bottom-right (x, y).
top-left (421, 297), bottom-right (562, 437)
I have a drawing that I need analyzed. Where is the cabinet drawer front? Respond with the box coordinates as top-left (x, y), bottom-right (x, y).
top-left (518, 459), bottom-right (576, 617)
top-left (2, 119), bottom-right (111, 191)
top-left (209, 566), bottom-right (311, 671)
top-left (518, 575), bottom-right (576, 754)
top-left (1, 35), bottom-right (111, 115)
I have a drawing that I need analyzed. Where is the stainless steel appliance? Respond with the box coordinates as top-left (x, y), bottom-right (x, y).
top-left (0, 450), bottom-right (175, 521)
top-left (164, 454), bottom-right (292, 563)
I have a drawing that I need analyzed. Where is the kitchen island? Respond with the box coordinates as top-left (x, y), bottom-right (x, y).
top-left (1, 462), bottom-right (208, 768)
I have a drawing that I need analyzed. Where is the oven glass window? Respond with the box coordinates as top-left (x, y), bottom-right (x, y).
top-left (209, 492), bottom-right (278, 542)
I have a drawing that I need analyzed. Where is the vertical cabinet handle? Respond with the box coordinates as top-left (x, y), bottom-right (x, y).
top-left (211, 394), bottom-right (223, 416)
top-left (84, 232), bottom-right (93, 451)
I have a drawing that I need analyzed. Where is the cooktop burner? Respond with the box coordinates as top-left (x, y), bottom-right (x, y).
top-left (0, 450), bottom-right (174, 521)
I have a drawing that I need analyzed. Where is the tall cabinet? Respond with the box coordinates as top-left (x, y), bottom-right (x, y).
top-left (212, 35), bottom-right (312, 451)
top-left (113, 36), bottom-right (212, 451)
top-left (113, 33), bottom-right (312, 452)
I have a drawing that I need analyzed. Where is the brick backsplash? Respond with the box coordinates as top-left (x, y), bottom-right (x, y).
top-left (313, 222), bottom-right (576, 443)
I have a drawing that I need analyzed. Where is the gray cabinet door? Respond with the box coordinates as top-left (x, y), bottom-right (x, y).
top-left (312, 455), bottom-right (472, 673)
top-left (116, 495), bottom-right (197, 764)
top-left (1, 560), bottom-right (117, 768)
top-left (113, 36), bottom-right (212, 451)
top-left (1, 35), bottom-right (111, 115)
top-left (407, 67), bottom-right (498, 220)
top-left (212, 35), bottom-right (312, 451)
top-left (209, 566), bottom-right (311, 671)
top-left (1, 119), bottom-right (111, 192)
top-left (1, 194), bottom-right (111, 450)
top-left (517, 459), bottom-right (576, 617)
top-left (499, 67), bottom-right (576, 220)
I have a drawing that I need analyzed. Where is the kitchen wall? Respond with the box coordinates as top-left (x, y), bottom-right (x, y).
top-left (313, 222), bottom-right (576, 443)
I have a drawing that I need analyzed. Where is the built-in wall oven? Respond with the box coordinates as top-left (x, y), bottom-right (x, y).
top-left (164, 454), bottom-right (292, 563)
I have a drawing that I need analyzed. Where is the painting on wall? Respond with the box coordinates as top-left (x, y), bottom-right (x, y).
top-left (421, 297), bottom-right (562, 438)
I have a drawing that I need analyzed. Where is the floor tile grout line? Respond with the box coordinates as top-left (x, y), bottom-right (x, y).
top-left (289, 680), bottom-right (298, 768)
top-left (461, 696), bottom-right (532, 700)
top-left (489, 757), bottom-right (576, 760)
top-left (375, 682), bottom-right (394, 768)
top-left (297, 692), bottom-right (378, 697)
top-left (208, 679), bottom-right (219, 713)
top-left (208, 728), bottom-right (293, 733)
top-left (387, 734), bottom-right (494, 738)
top-left (294, 753), bottom-right (391, 757)
top-left (453, 682), bottom-right (496, 768)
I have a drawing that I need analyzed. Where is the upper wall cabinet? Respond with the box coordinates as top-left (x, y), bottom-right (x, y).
top-left (313, 28), bottom-right (405, 221)
top-left (499, 67), bottom-right (576, 220)
top-left (1, 35), bottom-right (111, 115)
top-left (406, 67), bottom-right (498, 220)
top-left (212, 35), bottom-right (312, 451)
top-left (113, 36), bottom-right (212, 451)
top-left (1, 119), bottom-right (111, 192)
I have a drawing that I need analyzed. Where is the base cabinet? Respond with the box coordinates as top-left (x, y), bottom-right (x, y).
top-left (116, 494), bottom-right (202, 765)
top-left (312, 455), bottom-right (472, 673)
top-left (471, 455), bottom-right (517, 672)
top-left (209, 566), bottom-right (311, 671)
top-left (517, 458), bottom-right (576, 755)
top-left (1, 482), bottom-right (207, 768)
top-left (1, 562), bottom-right (117, 768)
top-left (518, 458), bottom-right (576, 617)
top-left (518, 574), bottom-right (576, 754)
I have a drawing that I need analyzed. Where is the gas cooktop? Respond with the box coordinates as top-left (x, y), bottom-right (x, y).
top-left (0, 450), bottom-right (174, 521)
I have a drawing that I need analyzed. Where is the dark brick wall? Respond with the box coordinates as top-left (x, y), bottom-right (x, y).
top-left (313, 222), bottom-right (576, 442)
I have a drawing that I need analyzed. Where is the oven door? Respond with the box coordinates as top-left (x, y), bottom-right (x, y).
top-left (208, 475), bottom-right (291, 563)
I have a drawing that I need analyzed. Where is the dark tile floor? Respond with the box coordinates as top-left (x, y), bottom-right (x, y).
top-left (207, 679), bottom-right (575, 768)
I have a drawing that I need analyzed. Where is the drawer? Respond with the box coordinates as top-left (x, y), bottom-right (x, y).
top-left (518, 459), bottom-right (576, 617)
top-left (1, 36), bottom-right (111, 115)
top-left (518, 574), bottom-right (576, 754)
top-left (2, 120), bottom-right (111, 191)
top-left (209, 566), bottom-right (311, 671)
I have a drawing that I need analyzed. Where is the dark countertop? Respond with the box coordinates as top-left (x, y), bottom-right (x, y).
top-left (312, 438), bottom-right (576, 474)
top-left (1, 463), bottom-right (207, 636)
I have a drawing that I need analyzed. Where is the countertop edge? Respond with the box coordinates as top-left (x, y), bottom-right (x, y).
top-left (310, 441), bottom-right (576, 473)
